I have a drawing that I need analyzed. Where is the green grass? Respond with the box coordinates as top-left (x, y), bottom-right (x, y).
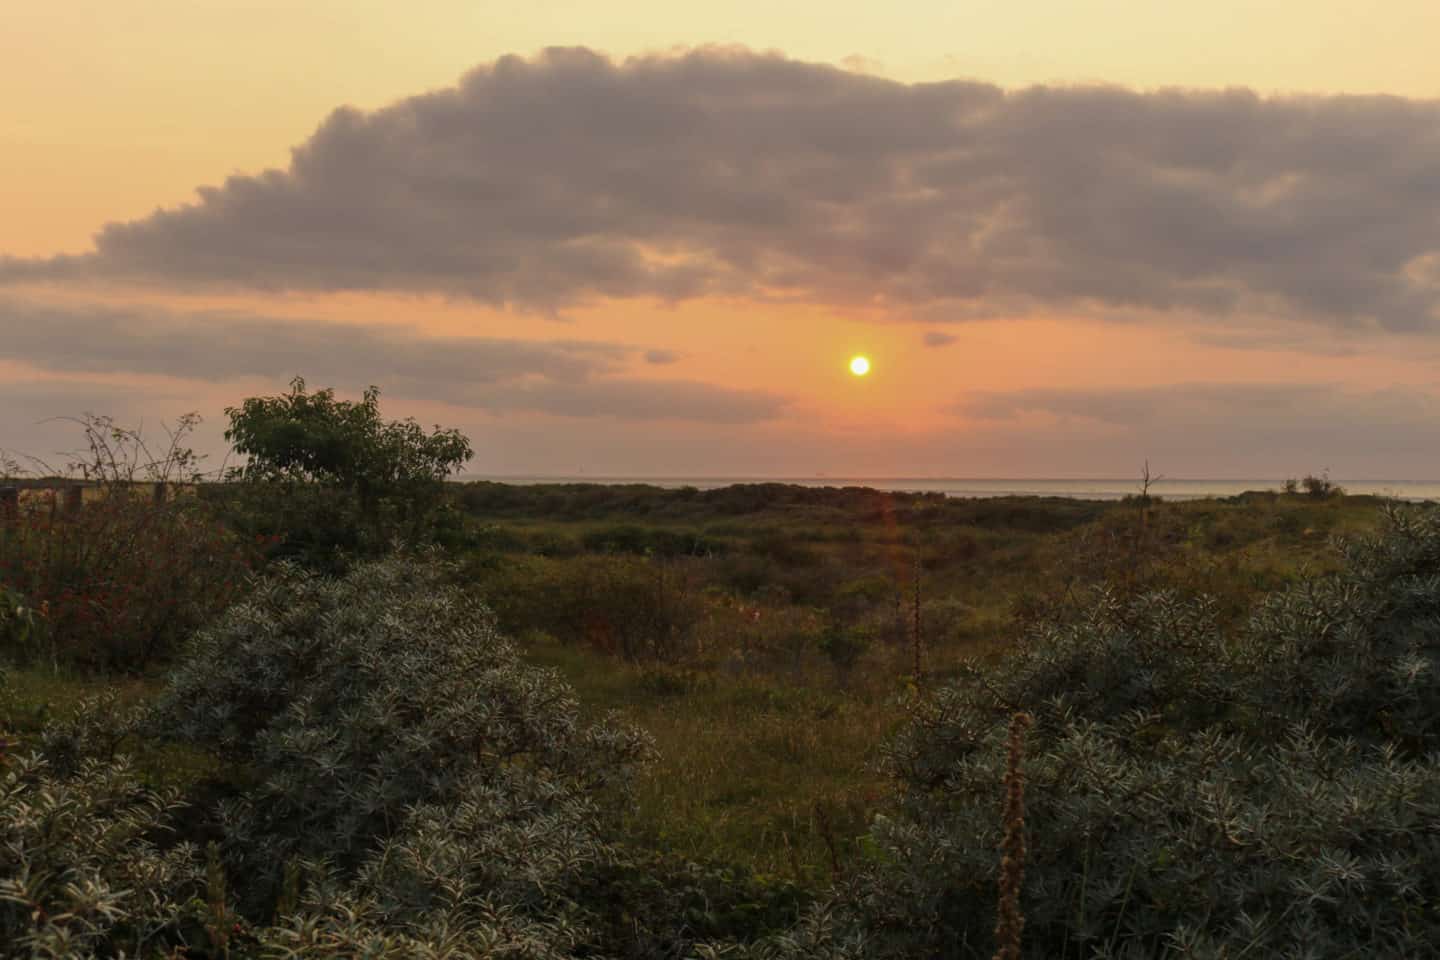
top-left (498, 491), bottom-right (1394, 879)
top-left (2, 486), bottom-right (1400, 882)
top-left (0, 665), bottom-right (149, 732)
top-left (0, 666), bottom-right (221, 791)
top-left (525, 632), bottom-right (899, 882)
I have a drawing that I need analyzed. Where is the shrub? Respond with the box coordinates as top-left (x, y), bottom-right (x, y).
top-left (0, 412), bottom-right (255, 672)
top-left (817, 624), bottom-right (870, 683)
top-left (255, 768), bottom-right (615, 958)
top-left (6, 555), bottom-right (830, 958)
top-left (152, 553), bottom-right (654, 915)
top-left (795, 505), bottom-right (1440, 958)
top-left (582, 523), bottom-right (724, 558)
top-left (0, 731), bottom-right (201, 957)
top-left (220, 378), bottom-right (472, 569)
top-left (204, 480), bottom-right (374, 573)
top-left (476, 554), bottom-right (706, 661)
top-left (0, 489), bottom-right (255, 672)
top-left (1301, 470), bottom-right (1344, 499)
top-left (0, 583), bottom-right (39, 654)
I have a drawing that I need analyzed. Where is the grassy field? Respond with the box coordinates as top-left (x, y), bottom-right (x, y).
top-left (1, 483), bottom-right (1395, 883)
top-left (447, 484), bottom-right (1392, 879)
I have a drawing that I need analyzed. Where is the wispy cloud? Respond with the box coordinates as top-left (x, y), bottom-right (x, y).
top-left (0, 297), bottom-right (786, 423)
top-left (3, 47), bottom-right (1437, 331)
top-left (954, 382), bottom-right (1440, 472)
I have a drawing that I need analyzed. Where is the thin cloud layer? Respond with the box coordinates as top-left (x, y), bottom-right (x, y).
top-left (4, 47), bottom-right (1438, 330)
top-left (0, 297), bottom-right (784, 423)
top-left (956, 382), bottom-right (1440, 469)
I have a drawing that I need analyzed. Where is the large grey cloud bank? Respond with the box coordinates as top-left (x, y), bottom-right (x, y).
top-left (0, 298), bottom-right (785, 423)
top-left (5, 47), bottom-right (1439, 329)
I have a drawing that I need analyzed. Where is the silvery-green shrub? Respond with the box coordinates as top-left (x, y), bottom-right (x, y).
top-left (252, 767), bottom-right (611, 958)
top-left (0, 747), bottom-right (200, 958)
top-left (152, 553), bottom-right (653, 919)
top-left (801, 506), bottom-right (1440, 958)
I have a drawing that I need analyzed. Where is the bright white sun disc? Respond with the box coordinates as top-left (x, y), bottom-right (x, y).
top-left (849, 356), bottom-right (871, 376)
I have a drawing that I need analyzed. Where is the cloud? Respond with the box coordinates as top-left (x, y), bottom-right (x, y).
top-left (953, 382), bottom-right (1440, 472)
top-left (643, 348), bottom-right (681, 364)
top-left (449, 377), bottom-right (782, 423)
top-left (923, 330), bottom-right (957, 347)
top-left (0, 377), bottom-right (211, 472)
top-left (3, 47), bottom-right (1438, 331)
top-left (0, 297), bottom-right (787, 423)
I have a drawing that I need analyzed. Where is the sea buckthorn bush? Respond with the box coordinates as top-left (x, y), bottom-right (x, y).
top-left (797, 504), bottom-right (1440, 958)
top-left (0, 686), bottom-right (202, 958)
top-left (152, 553), bottom-right (655, 920)
top-left (4, 555), bottom-right (684, 958)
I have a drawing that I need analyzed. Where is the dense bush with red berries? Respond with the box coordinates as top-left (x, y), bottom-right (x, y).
top-left (0, 488), bottom-right (258, 672)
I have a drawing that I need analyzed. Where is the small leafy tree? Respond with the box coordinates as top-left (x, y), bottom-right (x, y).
top-left (222, 378), bottom-right (473, 566)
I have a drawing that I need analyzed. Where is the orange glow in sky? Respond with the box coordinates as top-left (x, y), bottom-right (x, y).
top-left (3, 4), bottom-right (1439, 477)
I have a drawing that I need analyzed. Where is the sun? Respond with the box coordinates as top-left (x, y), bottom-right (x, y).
top-left (849, 355), bottom-right (871, 376)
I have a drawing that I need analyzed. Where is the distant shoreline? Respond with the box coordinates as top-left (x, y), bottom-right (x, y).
top-left (458, 475), bottom-right (1440, 503)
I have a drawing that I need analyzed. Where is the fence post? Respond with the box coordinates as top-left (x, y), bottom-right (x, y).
top-left (0, 486), bottom-right (16, 526)
top-left (153, 481), bottom-right (168, 505)
top-left (63, 485), bottom-right (83, 515)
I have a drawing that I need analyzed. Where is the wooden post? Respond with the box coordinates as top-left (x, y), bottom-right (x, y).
top-left (0, 486), bottom-right (16, 526)
top-left (63, 485), bottom-right (83, 515)
top-left (153, 481), bottom-right (168, 505)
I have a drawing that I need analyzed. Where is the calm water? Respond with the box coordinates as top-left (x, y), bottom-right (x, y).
top-left (470, 476), bottom-right (1440, 502)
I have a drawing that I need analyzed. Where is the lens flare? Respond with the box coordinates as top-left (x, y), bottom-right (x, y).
top-left (849, 355), bottom-right (871, 376)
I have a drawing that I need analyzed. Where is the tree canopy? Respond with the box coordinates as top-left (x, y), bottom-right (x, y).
top-left (224, 377), bottom-right (472, 510)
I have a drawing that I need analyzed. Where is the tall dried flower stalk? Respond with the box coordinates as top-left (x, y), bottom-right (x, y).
top-left (993, 711), bottom-right (1033, 960)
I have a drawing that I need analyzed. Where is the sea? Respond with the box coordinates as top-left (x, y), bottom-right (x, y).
top-left (467, 476), bottom-right (1440, 503)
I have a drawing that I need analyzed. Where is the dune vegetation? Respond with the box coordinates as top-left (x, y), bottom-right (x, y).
top-left (3, 381), bottom-right (1437, 958)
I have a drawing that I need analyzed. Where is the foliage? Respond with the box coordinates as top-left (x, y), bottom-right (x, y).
top-left (1302, 470), bottom-right (1345, 498)
top-left (694, 906), bottom-right (869, 960)
top-left (7, 554), bottom-right (825, 958)
top-left (0, 415), bottom-right (256, 673)
top-left (581, 523), bottom-right (726, 558)
top-left (152, 553), bottom-right (654, 917)
top-left (253, 769), bottom-right (616, 958)
top-left (221, 378), bottom-right (471, 569)
top-left (0, 494), bottom-right (255, 672)
top-left (0, 719), bottom-right (202, 958)
top-left (811, 504), bottom-right (1440, 958)
top-left (1, 472), bottom-right (1419, 957)
top-left (474, 553), bottom-right (707, 661)
top-left (0, 583), bottom-right (39, 653)
top-left (5, 411), bottom-right (212, 486)
top-left (205, 480), bottom-right (379, 573)
top-left (816, 624), bottom-right (870, 682)
top-left (225, 378), bottom-right (471, 495)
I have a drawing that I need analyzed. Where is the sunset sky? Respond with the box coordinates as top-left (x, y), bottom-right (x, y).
top-left (4, 1), bottom-right (1440, 478)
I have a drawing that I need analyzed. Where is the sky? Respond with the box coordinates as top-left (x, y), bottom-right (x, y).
top-left (3, 1), bottom-right (1440, 479)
